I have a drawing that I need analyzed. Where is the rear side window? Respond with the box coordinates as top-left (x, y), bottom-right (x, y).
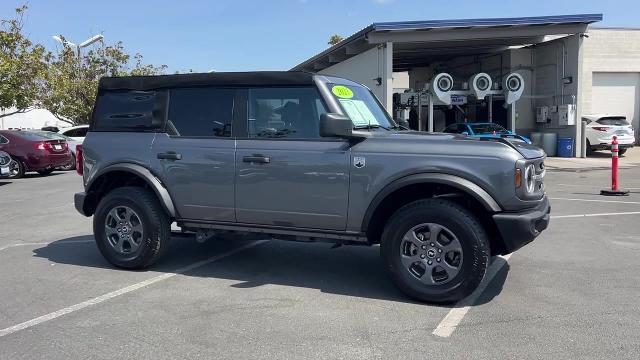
top-left (166, 88), bottom-right (234, 137)
top-left (247, 87), bottom-right (327, 139)
top-left (92, 91), bottom-right (156, 131)
top-left (597, 117), bottom-right (629, 126)
top-left (0, 135), bottom-right (8, 144)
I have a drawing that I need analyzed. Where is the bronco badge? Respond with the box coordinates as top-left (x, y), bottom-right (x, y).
top-left (353, 157), bottom-right (366, 168)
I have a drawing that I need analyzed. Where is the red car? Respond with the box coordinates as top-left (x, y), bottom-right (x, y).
top-left (0, 130), bottom-right (73, 178)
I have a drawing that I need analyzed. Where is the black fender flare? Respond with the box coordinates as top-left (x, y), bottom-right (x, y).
top-left (361, 173), bottom-right (502, 232)
top-left (87, 163), bottom-right (177, 218)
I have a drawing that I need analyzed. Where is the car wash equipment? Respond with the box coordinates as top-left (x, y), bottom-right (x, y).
top-left (601, 136), bottom-right (629, 196)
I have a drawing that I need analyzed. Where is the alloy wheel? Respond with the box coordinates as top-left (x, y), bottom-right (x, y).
top-left (400, 223), bottom-right (463, 285)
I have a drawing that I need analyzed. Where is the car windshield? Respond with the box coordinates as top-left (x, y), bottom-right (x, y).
top-left (597, 117), bottom-right (629, 126)
top-left (469, 123), bottom-right (508, 134)
top-left (328, 83), bottom-right (395, 129)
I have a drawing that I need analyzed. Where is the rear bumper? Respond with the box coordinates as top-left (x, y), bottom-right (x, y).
top-left (493, 196), bottom-right (550, 254)
top-left (590, 143), bottom-right (634, 150)
top-left (25, 152), bottom-right (73, 170)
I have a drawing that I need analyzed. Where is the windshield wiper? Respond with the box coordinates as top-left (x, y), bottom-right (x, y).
top-left (353, 124), bottom-right (391, 131)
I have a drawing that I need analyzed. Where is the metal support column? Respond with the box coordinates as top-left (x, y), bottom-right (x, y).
top-left (428, 94), bottom-right (434, 132)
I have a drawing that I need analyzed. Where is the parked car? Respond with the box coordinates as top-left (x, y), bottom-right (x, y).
top-left (583, 115), bottom-right (635, 155)
top-left (0, 130), bottom-right (73, 178)
top-left (34, 131), bottom-right (81, 171)
top-left (443, 122), bottom-right (531, 143)
top-left (0, 151), bottom-right (12, 178)
top-left (59, 125), bottom-right (89, 143)
top-left (74, 72), bottom-right (549, 303)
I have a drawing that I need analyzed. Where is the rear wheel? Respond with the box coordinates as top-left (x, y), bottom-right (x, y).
top-left (37, 168), bottom-right (54, 176)
top-left (586, 140), bottom-right (594, 155)
top-left (380, 198), bottom-right (490, 303)
top-left (93, 187), bottom-right (170, 269)
top-left (619, 148), bottom-right (627, 156)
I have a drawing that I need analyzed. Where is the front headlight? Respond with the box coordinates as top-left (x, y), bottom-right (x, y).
top-left (516, 159), bottom-right (545, 200)
top-left (524, 164), bottom-right (536, 193)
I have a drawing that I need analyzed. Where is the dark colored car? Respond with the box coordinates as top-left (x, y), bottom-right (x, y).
top-left (75, 71), bottom-right (549, 303)
top-left (0, 151), bottom-right (12, 178)
top-left (0, 130), bottom-right (72, 178)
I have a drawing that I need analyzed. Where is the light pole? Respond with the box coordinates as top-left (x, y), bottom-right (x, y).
top-left (52, 34), bottom-right (104, 59)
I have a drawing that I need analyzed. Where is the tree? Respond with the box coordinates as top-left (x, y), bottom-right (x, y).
top-left (0, 6), bottom-right (50, 118)
top-left (42, 40), bottom-right (167, 125)
top-left (328, 34), bottom-right (344, 46)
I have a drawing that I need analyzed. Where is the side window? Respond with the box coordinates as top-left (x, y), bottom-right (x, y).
top-left (75, 127), bottom-right (88, 137)
top-left (62, 129), bottom-right (75, 137)
top-left (167, 88), bottom-right (234, 137)
top-left (0, 135), bottom-right (9, 144)
top-left (247, 87), bottom-right (327, 139)
top-left (93, 91), bottom-right (156, 130)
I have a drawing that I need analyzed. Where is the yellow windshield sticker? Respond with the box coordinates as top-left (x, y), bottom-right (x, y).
top-left (332, 85), bottom-right (354, 99)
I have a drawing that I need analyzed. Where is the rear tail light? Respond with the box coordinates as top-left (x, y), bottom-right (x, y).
top-left (36, 142), bottom-right (46, 150)
top-left (76, 144), bottom-right (83, 175)
top-left (592, 126), bottom-right (608, 132)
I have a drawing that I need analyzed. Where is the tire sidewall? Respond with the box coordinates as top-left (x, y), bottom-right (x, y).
top-left (94, 189), bottom-right (165, 268)
top-left (382, 200), bottom-right (489, 303)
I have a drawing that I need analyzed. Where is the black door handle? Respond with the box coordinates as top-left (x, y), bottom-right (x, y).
top-left (157, 152), bottom-right (182, 160)
top-left (243, 155), bottom-right (270, 164)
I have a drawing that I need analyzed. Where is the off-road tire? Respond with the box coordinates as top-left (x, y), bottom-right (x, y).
top-left (93, 186), bottom-right (170, 269)
top-left (381, 198), bottom-right (490, 303)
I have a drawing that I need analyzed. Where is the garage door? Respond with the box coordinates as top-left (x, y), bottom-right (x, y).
top-left (592, 72), bottom-right (640, 142)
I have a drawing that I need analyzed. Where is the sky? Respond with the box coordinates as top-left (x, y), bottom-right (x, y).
top-left (1, 0), bottom-right (638, 73)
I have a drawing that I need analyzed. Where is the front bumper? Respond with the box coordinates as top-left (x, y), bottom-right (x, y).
top-left (74, 192), bottom-right (90, 217)
top-left (492, 196), bottom-right (550, 254)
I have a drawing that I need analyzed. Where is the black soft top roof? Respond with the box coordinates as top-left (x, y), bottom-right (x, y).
top-left (98, 71), bottom-right (316, 91)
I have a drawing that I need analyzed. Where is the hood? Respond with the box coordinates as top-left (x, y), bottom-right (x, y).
top-left (355, 130), bottom-right (545, 160)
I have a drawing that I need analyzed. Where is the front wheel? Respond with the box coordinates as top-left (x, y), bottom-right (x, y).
top-left (381, 199), bottom-right (490, 303)
top-left (8, 160), bottom-right (24, 179)
top-left (93, 187), bottom-right (170, 269)
top-left (619, 148), bottom-right (627, 156)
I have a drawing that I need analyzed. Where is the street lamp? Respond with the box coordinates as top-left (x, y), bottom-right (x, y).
top-left (52, 34), bottom-right (104, 58)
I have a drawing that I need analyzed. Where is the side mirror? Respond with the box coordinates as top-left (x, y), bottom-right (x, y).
top-left (320, 113), bottom-right (354, 138)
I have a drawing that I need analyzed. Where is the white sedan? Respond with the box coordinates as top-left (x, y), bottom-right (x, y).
top-left (583, 115), bottom-right (635, 155)
top-left (59, 125), bottom-right (89, 143)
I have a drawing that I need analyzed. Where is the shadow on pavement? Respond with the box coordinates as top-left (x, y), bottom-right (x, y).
top-left (33, 235), bottom-right (506, 306)
top-left (0, 181), bottom-right (11, 187)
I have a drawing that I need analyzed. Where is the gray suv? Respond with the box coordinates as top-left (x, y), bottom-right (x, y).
top-left (74, 71), bottom-right (550, 303)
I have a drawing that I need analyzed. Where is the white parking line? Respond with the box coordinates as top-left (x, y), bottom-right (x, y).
top-left (549, 197), bottom-right (640, 205)
top-left (432, 254), bottom-right (512, 338)
top-left (0, 239), bottom-right (94, 252)
top-left (0, 240), bottom-right (266, 338)
top-left (552, 211), bottom-right (640, 219)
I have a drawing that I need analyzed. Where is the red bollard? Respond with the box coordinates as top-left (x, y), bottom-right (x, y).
top-left (601, 136), bottom-right (629, 196)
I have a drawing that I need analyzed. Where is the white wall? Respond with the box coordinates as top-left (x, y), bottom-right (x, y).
top-left (319, 43), bottom-right (393, 113)
top-left (0, 108), bottom-right (70, 130)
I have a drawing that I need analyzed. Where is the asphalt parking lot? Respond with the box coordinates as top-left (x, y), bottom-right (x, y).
top-left (1, 160), bottom-right (640, 360)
